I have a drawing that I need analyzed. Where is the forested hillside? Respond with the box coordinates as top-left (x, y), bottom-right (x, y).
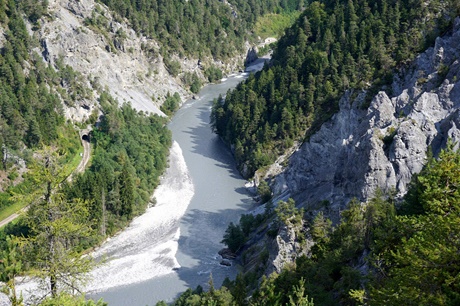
top-left (212, 0), bottom-right (460, 177)
top-left (0, 1), bottom-right (177, 303)
top-left (0, 0), bottom-right (316, 303)
top-left (0, 0), bottom-right (82, 211)
top-left (98, 0), bottom-right (305, 60)
top-left (63, 94), bottom-right (171, 238)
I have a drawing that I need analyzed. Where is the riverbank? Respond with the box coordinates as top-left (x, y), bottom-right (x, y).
top-left (89, 64), bottom-right (269, 305)
top-left (0, 58), bottom-right (270, 306)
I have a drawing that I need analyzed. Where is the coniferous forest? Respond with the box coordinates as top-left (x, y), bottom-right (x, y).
top-left (212, 0), bottom-right (460, 177)
top-left (98, 0), bottom-right (305, 60)
top-left (0, 1), bottom-right (171, 304)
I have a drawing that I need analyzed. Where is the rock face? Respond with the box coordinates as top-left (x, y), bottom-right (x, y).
top-left (38, 0), bottom-right (188, 119)
top-left (267, 222), bottom-right (312, 275)
top-left (273, 18), bottom-right (460, 220)
top-left (245, 46), bottom-right (258, 65)
top-left (36, 0), bottom-right (245, 122)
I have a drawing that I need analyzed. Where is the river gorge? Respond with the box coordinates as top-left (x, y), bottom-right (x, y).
top-left (88, 60), bottom-right (267, 305)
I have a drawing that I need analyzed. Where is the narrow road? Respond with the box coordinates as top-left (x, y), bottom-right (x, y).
top-left (70, 129), bottom-right (91, 181)
top-left (0, 129), bottom-right (91, 228)
top-left (0, 206), bottom-right (29, 228)
top-left (76, 138), bottom-right (91, 174)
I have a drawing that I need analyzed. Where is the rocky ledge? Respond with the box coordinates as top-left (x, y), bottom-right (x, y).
top-left (241, 18), bottom-right (460, 275)
top-left (272, 17), bottom-right (460, 221)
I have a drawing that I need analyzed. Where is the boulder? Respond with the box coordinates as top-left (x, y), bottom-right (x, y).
top-left (245, 47), bottom-right (258, 65)
top-left (218, 248), bottom-right (237, 260)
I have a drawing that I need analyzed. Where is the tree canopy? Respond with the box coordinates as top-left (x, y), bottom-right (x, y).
top-left (212, 0), bottom-right (460, 177)
top-left (98, 0), bottom-right (305, 60)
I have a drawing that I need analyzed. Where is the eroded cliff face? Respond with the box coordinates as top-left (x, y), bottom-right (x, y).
top-left (273, 18), bottom-right (460, 220)
top-left (36, 0), bottom-right (184, 119)
top-left (35, 0), bottom-right (245, 121)
top-left (249, 17), bottom-right (460, 275)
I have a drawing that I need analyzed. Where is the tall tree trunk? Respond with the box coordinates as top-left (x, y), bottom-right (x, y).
top-left (2, 144), bottom-right (7, 170)
top-left (50, 273), bottom-right (57, 297)
top-left (101, 190), bottom-right (106, 237)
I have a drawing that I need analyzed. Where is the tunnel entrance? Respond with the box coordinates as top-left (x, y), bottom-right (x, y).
top-left (82, 134), bottom-right (90, 142)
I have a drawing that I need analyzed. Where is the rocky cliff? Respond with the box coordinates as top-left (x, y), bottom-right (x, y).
top-left (34, 0), bottom-right (246, 121)
top-left (34, 0), bottom-right (183, 119)
top-left (245, 18), bottom-right (460, 274)
top-left (270, 18), bottom-right (460, 220)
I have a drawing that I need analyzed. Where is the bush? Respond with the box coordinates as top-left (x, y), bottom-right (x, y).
top-left (221, 222), bottom-right (246, 253)
top-left (164, 58), bottom-right (181, 77)
top-left (257, 180), bottom-right (272, 203)
top-left (205, 66), bottom-right (223, 83)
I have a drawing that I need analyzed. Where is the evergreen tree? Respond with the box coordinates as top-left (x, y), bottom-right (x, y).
top-left (16, 151), bottom-right (95, 298)
top-left (0, 236), bottom-right (23, 306)
top-left (119, 161), bottom-right (134, 218)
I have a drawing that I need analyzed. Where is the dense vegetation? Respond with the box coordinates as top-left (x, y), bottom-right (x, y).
top-left (63, 94), bottom-right (171, 239)
top-left (0, 1), bottom-right (171, 304)
top-left (253, 11), bottom-right (301, 39)
top-left (97, 0), bottom-right (305, 60)
top-left (0, 0), bottom-right (65, 156)
top-left (212, 0), bottom-right (460, 177)
top-left (0, 0), bottom-right (86, 213)
top-left (164, 145), bottom-right (460, 305)
top-left (2, 0), bottom-right (460, 305)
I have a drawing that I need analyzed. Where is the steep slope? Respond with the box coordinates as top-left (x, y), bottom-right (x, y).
top-left (212, 0), bottom-right (460, 178)
top-left (180, 15), bottom-right (460, 306)
top-left (38, 0), bottom-right (188, 116)
top-left (38, 0), bottom-right (306, 117)
top-left (274, 17), bottom-right (460, 215)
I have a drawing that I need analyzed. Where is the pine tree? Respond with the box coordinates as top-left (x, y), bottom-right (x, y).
top-left (16, 150), bottom-right (95, 298)
top-left (0, 237), bottom-right (23, 306)
top-left (119, 162), bottom-right (134, 218)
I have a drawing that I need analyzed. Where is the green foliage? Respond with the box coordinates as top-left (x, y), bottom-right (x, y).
top-left (222, 211), bottom-right (266, 253)
top-left (181, 72), bottom-right (202, 94)
top-left (275, 198), bottom-right (303, 227)
top-left (0, 236), bottom-right (23, 306)
top-left (249, 192), bottom-right (394, 306)
top-left (370, 145), bottom-right (460, 305)
top-left (288, 279), bottom-right (315, 306)
top-left (64, 96), bottom-right (171, 239)
top-left (190, 76), bottom-right (202, 94)
top-left (173, 146), bottom-right (460, 304)
top-left (257, 180), bottom-right (272, 203)
top-left (221, 222), bottom-right (246, 253)
top-left (0, 1), bottom-right (89, 218)
top-left (212, 0), bottom-right (459, 177)
top-left (97, 0), bottom-right (304, 61)
top-left (250, 272), bottom-right (315, 306)
top-left (205, 66), bottom-right (223, 83)
top-left (15, 151), bottom-right (95, 298)
top-left (171, 277), bottom-right (234, 306)
top-left (38, 293), bottom-right (107, 306)
top-left (160, 92), bottom-right (182, 116)
top-left (254, 146), bottom-right (460, 306)
top-left (253, 11), bottom-right (301, 39)
top-left (164, 57), bottom-right (181, 77)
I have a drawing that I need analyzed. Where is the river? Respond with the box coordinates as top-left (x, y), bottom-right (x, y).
top-left (87, 59), bottom-right (268, 305)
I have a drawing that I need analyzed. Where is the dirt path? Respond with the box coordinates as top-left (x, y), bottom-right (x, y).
top-left (71, 135), bottom-right (91, 179)
top-left (0, 206), bottom-right (28, 228)
top-left (0, 130), bottom-right (91, 228)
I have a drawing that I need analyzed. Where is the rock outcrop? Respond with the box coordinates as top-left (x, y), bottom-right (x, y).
top-left (273, 17), bottom-right (460, 221)
top-left (37, 0), bottom-right (188, 119)
top-left (35, 0), bottom-right (246, 122)
top-left (267, 222), bottom-right (312, 275)
top-left (245, 46), bottom-right (258, 65)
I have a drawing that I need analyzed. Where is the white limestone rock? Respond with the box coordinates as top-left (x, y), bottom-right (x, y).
top-left (274, 17), bottom-right (460, 218)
